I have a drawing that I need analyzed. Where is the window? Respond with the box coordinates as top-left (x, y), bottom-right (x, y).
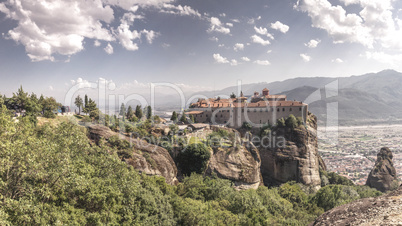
top-left (299, 107), bottom-right (302, 111)
top-left (290, 108), bottom-right (292, 111)
top-left (254, 109), bottom-right (256, 112)
top-left (242, 109), bottom-right (244, 113)
top-left (227, 110), bottom-right (229, 112)
top-left (221, 114), bottom-right (223, 117)
top-left (282, 108), bottom-right (285, 111)
top-left (260, 109), bottom-right (263, 112)
top-left (277, 108), bottom-right (279, 112)
top-left (247, 109), bottom-right (250, 112)
top-left (265, 109), bottom-right (268, 112)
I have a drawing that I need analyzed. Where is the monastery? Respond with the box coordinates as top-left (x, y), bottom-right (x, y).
top-left (186, 88), bottom-right (308, 128)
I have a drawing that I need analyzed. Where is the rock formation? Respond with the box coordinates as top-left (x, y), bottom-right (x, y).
top-left (87, 124), bottom-right (178, 185)
top-left (311, 185), bottom-right (402, 225)
top-left (206, 141), bottom-right (262, 190)
top-left (366, 147), bottom-right (399, 192)
top-left (258, 112), bottom-right (321, 189)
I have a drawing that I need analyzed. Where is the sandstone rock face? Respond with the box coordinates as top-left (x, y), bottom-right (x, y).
top-left (87, 124), bottom-right (178, 185)
top-left (206, 141), bottom-right (262, 190)
top-left (127, 139), bottom-right (178, 185)
top-left (259, 113), bottom-right (321, 189)
top-left (366, 147), bottom-right (399, 192)
top-left (311, 185), bottom-right (402, 226)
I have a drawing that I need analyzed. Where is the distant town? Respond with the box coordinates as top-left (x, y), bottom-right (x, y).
top-left (319, 125), bottom-right (402, 185)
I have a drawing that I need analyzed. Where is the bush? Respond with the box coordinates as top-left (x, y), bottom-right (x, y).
top-left (285, 114), bottom-right (298, 128)
top-left (242, 122), bottom-right (252, 130)
top-left (177, 143), bottom-right (211, 175)
top-left (43, 110), bottom-right (56, 118)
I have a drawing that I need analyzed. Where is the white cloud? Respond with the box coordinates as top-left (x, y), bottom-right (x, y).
top-left (254, 26), bottom-right (274, 39)
top-left (207, 17), bottom-right (231, 34)
top-left (0, 0), bottom-right (115, 61)
top-left (49, 86), bottom-right (54, 91)
top-left (213, 53), bottom-right (237, 66)
top-left (161, 4), bottom-right (202, 18)
top-left (220, 13), bottom-right (226, 17)
top-left (270, 21), bottom-right (289, 33)
top-left (142, 29), bottom-right (159, 44)
top-left (247, 16), bottom-right (261, 25)
top-left (94, 40), bottom-right (101, 47)
top-left (103, 0), bottom-right (174, 10)
top-left (300, 53), bottom-right (311, 62)
top-left (213, 53), bottom-right (229, 64)
top-left (251, 35), bottom-right (271, 46)
top-left (364, 51), bottom-right (402, 66)
top-left (296, 0), bottom-right (377, 48)
top-left (332, 58), bottom-right (343, 63)
top-left (241, 57), bottom-right (251, 62)
top-left (162, 43), bottom-right (170, 49)
top-left (234, 43), bottom-right (244, 51)
top-left (209, 36), bottom-right (219, 42)
top-left (305, 39), bottom-right (321, 48)
top-left (104, 43), bottom-right (114, 54)
top-left (114, 13), bottom-right (159, 51)
top-left (226, 23), bottom-right (233, 27)
top-left (254, 60), bottom-right (270, 65)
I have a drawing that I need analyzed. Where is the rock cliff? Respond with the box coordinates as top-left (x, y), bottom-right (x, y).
top-left (206, 141), bottom-right (262, 190)
top-left (259, 113), bottom-right (321, 189)
top-left (311, 185), bottom-right (402, 225)
top-left (87, 124), bottom-right (178, 185)
top-left (366, 147), bottom-right (399, 192)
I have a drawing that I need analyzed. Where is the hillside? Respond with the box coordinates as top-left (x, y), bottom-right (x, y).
top-left (191, 70), bottom-right (402, 125)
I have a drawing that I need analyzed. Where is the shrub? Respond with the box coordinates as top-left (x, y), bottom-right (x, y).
top-left (285, 114), bottom-right (298, 128)
top-left (178, 143), bottom-right (211, 175)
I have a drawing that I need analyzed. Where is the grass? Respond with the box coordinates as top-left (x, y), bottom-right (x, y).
top-left (37, 115), bottom-right (79, 126)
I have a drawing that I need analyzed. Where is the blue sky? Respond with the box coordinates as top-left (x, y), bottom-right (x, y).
top-left (1, 0), bottom-right (402, 104)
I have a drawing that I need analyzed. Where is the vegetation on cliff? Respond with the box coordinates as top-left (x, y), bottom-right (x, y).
top-left (0, 89), bottom-right (384, 225)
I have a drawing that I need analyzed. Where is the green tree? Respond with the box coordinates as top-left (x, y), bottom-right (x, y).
top-left (285, 114), bottom-right (298, 128)
top-left (146, 105), bottom-right (152, 119)
top-left (242, 122), bottom-right (252, 130)
top-left (126, 105), bottom-right (134, 120)
top-left (42, 97), bottom-right (60, 118)
top-left (10, 85), bottom-right (29, 113)
top-left (230, 92), bottom-right (236, 98)
top-left (179, 112), bottom-right (187, 123)
top-left (177, 143), bottom-right (211, 175)
top-left (119, 103), bottom-right (126, 120)
top-left (86, 98), bottom-right (97, 114)
top-left (74, 95), bottom-right (83, 115)
top-left (135, 105), bottom-right (143, 120)
top-left (277, 117), bottom-right (286, 127)
top-left (190, 114), bottom-right (195, 123)
top-left (83, 94), bottom-right (89, 114)
top-left (171, 111), bottom-right (178, 122)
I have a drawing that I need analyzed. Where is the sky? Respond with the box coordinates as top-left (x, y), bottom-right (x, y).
top-left (1, 0), bottom-right (402, 107)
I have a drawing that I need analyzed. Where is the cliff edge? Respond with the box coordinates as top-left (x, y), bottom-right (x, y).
top-left (311, 185), bottom-right (402, 225)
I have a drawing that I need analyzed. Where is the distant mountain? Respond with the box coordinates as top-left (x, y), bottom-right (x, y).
top-left (189, 70), bottom-right (402, 125)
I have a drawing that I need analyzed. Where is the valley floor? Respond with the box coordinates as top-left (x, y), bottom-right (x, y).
top-left (318, 124), bottom-right (402, 185)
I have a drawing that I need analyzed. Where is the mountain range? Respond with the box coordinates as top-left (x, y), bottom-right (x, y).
top-left (157, 70), bottom-right (402, 125)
